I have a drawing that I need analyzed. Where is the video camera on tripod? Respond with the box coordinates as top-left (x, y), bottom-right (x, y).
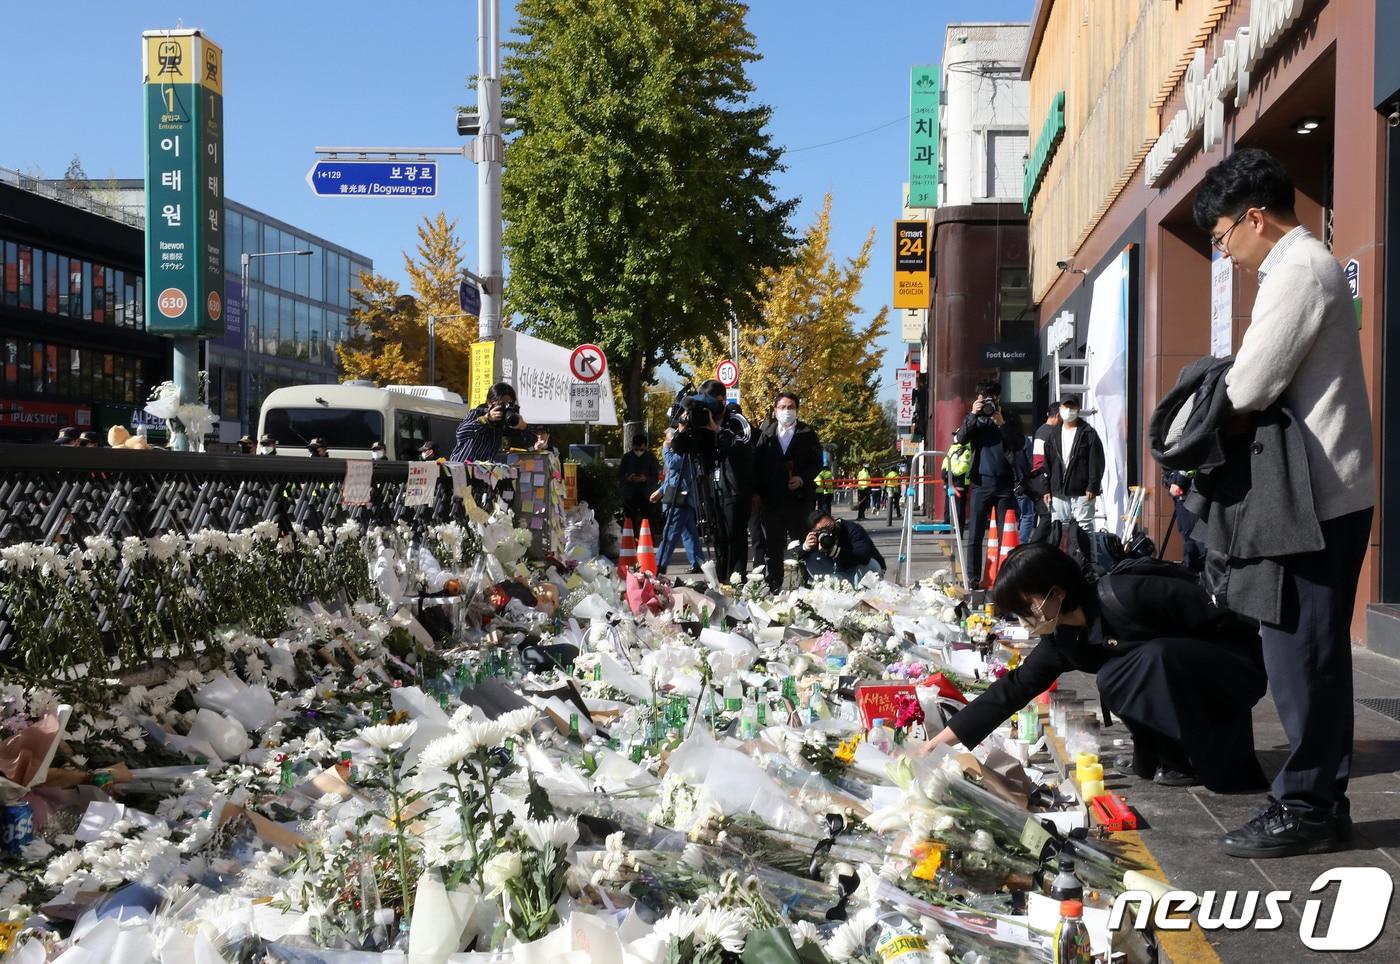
top-left (667, 382), bottom-right (753, 443)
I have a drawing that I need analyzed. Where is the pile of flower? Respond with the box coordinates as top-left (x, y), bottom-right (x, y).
top-left (0, 507), bottom-right (1167, 963)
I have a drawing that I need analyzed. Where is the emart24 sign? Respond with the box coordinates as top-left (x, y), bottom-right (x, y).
top-left (893, 220), bottom-right (930, 310)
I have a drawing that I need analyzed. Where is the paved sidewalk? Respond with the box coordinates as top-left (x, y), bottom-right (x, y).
top-left (872, 507), bottom-right (1400, 962)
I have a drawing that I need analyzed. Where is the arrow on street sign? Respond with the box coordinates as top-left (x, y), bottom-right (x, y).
top-left (569, 343), bottom-right (606, 382)
top-left (306, 160), bottom-right (438, 197)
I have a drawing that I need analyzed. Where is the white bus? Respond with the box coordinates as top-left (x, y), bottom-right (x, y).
top-left (257, 383), bottom-right (469, 460)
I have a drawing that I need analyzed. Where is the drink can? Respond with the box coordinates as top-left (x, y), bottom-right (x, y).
top-left (2, 801), bottom-right (34, 854)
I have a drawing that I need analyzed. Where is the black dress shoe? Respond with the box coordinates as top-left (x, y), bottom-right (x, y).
top-left (1153, 767), bottom-right (1198, 787)
top-left (1221, 798), bottom-right (1337, 858)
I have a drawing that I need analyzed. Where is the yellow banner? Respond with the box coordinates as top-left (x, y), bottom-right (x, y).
top-left (470, 341), bottom-right (496, 407)
top-left (893, 219), bottom-right (931, 309)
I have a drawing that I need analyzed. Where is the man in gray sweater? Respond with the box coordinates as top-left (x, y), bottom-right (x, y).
top-left (1194, 149), bottom-right (1375, 859)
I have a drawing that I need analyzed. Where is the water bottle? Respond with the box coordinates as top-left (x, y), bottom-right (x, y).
top-left (739, 699), bottom-right (758, 740)
top-left (868, 717), bottom-right (893, 754)
top-left (825, 636), bottom-right (849, 672)
top-left (723, 676), bottom-right (743, 713)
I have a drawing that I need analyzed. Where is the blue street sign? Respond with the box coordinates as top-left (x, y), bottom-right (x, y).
top-left (306, 160), bottom-right (438, 197)
top-left (459, 278), bottom-right (481, 315)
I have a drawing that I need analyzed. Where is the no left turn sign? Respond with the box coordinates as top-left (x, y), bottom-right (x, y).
top-left (569, 343), bottom-right (607, 382)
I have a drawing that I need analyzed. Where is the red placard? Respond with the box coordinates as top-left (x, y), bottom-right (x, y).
top-left (855, 682), bottom-right (919, 729)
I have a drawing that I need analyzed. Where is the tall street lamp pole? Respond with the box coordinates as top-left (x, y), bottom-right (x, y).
top-left (240, 249), bottom-right (312, 435)
top-left (476, 0), bottom-right (504, 343)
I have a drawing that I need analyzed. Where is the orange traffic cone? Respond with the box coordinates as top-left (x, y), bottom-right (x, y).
top-left (618, 517), bottom-right (637, 577)
top-left (999, 511), bottom-right (1020, 569)
top-left (636, 519), bottom-right (658, 576)
top-left (982, 518), bottom-right (1000, 587)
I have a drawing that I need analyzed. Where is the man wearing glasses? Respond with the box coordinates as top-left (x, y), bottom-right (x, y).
top-left (1193, 149), bottom-right (1375, 858)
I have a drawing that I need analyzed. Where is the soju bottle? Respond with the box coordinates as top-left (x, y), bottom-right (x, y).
top-left (723, 676), bottom-right (742, 713)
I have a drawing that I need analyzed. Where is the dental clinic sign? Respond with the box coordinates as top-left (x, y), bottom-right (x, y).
top-left (1145, 0), bottom-right (1305, 187)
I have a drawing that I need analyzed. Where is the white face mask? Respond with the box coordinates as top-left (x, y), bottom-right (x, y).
top-left (775, 408), bottom-right (797, 427)
top-left (1060, 407), bottom-right (1079, 423)
top-left (371, 451), bottom-right (385, 460)
top-left (1016, 590), bottom-right (1065, 637)
top-left (257, 445), bottom-right (274, 455)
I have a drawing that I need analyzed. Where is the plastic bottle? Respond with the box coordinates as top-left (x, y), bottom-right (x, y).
top-left (1049, 858), bottom-right (1085, 902)
top-left (807, 683), bottom-right (830, 722)
top-left (868, 718), bottom-right (893, 754)
top-left (1053, 899), bottom-right (1093, 964)
top-left (826, 636), bottom-right (849, 672)
top-left (872, 904), bottom-right (939, 963)
top-left (723, 676), bottom-right (743, 713)
top-left (739, 699), bottom-right (758, 740)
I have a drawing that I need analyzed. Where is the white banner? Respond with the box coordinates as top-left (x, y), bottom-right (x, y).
top-left (1210, 250), bottom-right (1233, 357)
top-left (896, 369), bottom-right (917, 428)
top-left (497, 329), bottom-right (619, 426)
top-left (1085, 251), bottom-right (1131, 536)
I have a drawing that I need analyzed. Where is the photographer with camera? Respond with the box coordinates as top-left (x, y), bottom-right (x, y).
top-left (753, 392), bottom-right (824, 591)
top-left (450, 382), bottom-right (528, 463)
top-left (801, 511), bottom-right (885, 585)
top-left (699, 379), bottom-right (755, 581)
top-left (955, 379), bottom-right (1025, 587)
top-left (654, 392), bottom-right (725, 573)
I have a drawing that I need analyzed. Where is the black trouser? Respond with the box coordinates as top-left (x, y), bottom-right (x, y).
top-left (1097, 636), bottom-right (1269, 793)
top-left (716, 499), bottom-right (749, 582)
top-left (856, 488), bottom-right (871, 519)
top-left (748, 509), bottom-right (766, 570)
top-left (817, 493), bottom-right (833, 517)
top-left (762, 497), bottom-right (814, 591)
top-left (1262, 507), bottom-right (1372, 817)
top-left (964, 483), bottom-right (1016, 585)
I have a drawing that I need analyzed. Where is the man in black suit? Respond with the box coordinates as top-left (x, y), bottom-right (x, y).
top-left (752, 392), bottom-right (824, 591)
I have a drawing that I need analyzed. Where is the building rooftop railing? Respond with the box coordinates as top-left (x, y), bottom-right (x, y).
top-left (0, 166), bottom-right (145, 229)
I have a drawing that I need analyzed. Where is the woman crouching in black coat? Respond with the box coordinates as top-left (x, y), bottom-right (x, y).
top-left (920, 542), bottom-right (1268, 792)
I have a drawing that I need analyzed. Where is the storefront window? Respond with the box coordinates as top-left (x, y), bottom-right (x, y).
top-left (18, 246), bottom-right (33, 309)
top-left (45, 252), bottom-right (59, 314)
top-left (103, 268), bottom-right (114, 323)
top-left (82, 261), bottom-right (93, 320)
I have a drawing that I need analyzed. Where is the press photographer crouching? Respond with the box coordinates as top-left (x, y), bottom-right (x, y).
top-left (450, 382), bottom-right (528, 463)
top-left (801, 512), bottom-right (885, 585)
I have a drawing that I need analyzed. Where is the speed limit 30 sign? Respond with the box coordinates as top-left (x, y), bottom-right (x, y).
top-left (716, 359), bottom-right (739, 388)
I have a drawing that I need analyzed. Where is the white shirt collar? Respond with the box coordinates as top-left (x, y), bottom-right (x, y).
top-left (1257, 225), bottom-right (1310, 281)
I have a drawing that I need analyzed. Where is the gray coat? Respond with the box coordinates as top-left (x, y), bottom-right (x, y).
top-left (1150, 355), bottom-right (1322, 624)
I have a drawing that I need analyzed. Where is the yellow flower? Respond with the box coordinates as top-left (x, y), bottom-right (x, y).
top-left (910, 841), bottom-right (946, 881)
top-left (833, 733), bottom-right (864, 765)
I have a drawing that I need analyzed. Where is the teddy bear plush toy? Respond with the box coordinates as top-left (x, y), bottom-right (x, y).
top-left (106, 425), bottom-right (154, 450)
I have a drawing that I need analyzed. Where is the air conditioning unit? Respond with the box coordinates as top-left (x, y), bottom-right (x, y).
top-left (385, 385), bottom-right (466, 404)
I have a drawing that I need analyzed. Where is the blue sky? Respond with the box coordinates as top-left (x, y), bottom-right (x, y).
top-left (1, 0), bottom-right (1031, 401)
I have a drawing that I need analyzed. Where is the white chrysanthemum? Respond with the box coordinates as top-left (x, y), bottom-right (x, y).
top-left (496, 707), bottom-right (538, 735)
top-left (419, 732), bottom-right (478, 770)
top-left (863, 805), bottom-right (912, 834)
top-left (356, 721), bottom-right (417, 752)
top-left (653, 908), bottom-right (700, 945)
top-left (789, 920), bottom-right (821, 948)
top-left (695, 907), bottom-right (750, 953)
top-left (971, 829), bottom-right (995, 852)
top-left (459, 720), bottom-right (509, 752)
top-left (519, 816), bottom-right (579, 852)
top-left (481, 850), bottom-right (522, 896)
top-left (825, 907), bottom-right (876, 962)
